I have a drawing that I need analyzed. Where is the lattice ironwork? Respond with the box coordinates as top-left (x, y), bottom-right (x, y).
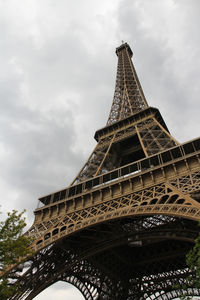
top-left (7, 217), bottom-right (200, 299)
top-left (26, 182), bottom-right (200, 253)
top-left (70, 43), bottom-right (178, 184)
top-left (71, 112), bottom-right (178, 184)
top-left (4, 43), bottom-right (200, 299)
top-left (107, 43), bottom-right (148, 125)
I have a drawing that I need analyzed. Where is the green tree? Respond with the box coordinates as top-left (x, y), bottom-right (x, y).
top-left (179, 226), bottom-right (200, 300)
top-left (0, 210), bottom-right (31, 299)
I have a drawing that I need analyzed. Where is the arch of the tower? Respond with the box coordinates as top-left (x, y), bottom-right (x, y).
top-left (32, 142), bottom-right (200, 253)
top-left (9, 215), bottom-right (199, 300)
top-left (31, 182), bottom-right (200, 253)
top-left (23, 276), bottom-right (98, 300)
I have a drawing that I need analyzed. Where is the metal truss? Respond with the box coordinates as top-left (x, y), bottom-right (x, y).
top-left (26, 156), bottom-right (200, 253)
top-left (5, 43), bottom-right (200, 299)
top-left (71, 43), bottom-right (178, 184)
top-left (107, 43), bottom-right (148, 125)
top-left (7, 216), bottom-right (200, 299)
top-left (71, 111), bottom-right (178, 184)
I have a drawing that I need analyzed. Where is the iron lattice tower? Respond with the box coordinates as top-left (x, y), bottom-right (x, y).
top-left (7, 43), bottom-right (200, 299)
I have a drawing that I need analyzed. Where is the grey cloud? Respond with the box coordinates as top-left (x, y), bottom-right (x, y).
top-left (0, 98), bottom-right (82, 218)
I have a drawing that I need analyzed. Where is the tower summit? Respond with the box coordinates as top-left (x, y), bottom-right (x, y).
top-left (6, 43), bottom-right (200, 300)
top-left (107, 42), bottom-right (148, 125)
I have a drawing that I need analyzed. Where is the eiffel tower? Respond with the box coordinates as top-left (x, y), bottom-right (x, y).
top-left (8, 42), bottom-right (200, 300)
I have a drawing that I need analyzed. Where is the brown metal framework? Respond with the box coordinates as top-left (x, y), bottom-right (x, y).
top-left (6, 43), bottom-right (200, 299)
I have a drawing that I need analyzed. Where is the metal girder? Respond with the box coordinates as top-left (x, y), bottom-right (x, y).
top-left (8, 216), bottom-right (200, 299)
top-left (107, 43), bottom-right (148, 125)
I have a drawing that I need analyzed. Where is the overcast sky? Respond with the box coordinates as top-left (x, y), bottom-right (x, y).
top-left (1, 0), bottom-right (200, 299)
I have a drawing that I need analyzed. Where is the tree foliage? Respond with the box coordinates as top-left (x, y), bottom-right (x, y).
top-left (180, 224), bottom-right (200, 300)
top-left (0, 210), bottom-right (31, 299)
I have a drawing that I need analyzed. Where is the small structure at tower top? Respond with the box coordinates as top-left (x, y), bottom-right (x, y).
top-left (116, 42), bottom-right (133, 57)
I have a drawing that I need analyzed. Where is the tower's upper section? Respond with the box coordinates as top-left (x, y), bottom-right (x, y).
top-left (116, 42), bottom-right (133, 57)
top-left (107, 42), bottom-right (148, 125)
